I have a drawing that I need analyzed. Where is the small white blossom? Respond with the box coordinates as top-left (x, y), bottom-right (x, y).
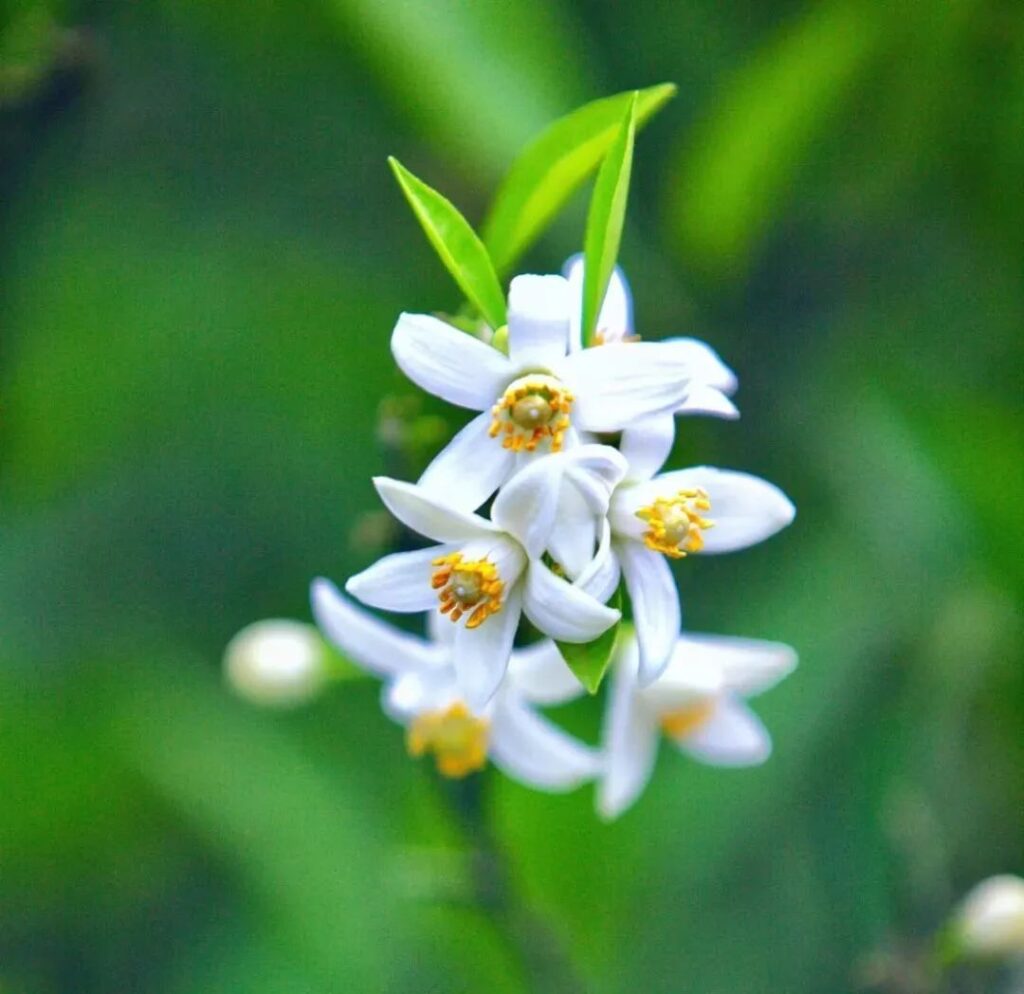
top-left (311, 580), bottom-right (596, 790)
top-left (224, 619), bottom-right (327, 707)
top-left (393, 273), bottom-right (704, 511)
top-left (598, 628), bottom-right (797, 819)
top-left (343, 447), bottom-right (624, 708)
top-left (956, 875), bottom-right (1024, 960)
top-left (531, 444), bottom-right (795, 683)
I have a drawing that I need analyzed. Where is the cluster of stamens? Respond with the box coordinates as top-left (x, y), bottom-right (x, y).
top-left (636, 488), bottom-right (714, 558)
top-left (659, 699), bottom-right (716, 739)
top-left (488, 374), bottom-right (573, 453)
top-left (431, 552), bottom-right (504, 628)
top-left (406, 702), bottom-right (489, 778)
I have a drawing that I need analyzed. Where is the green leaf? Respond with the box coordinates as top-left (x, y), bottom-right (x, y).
top-left (482, 83), bottom-right (675, 275)
top-left (388, 156), bottom-right (507, 330)
top-left (580, 92), bottom-right (637, 346)
top-left (556, 588), bottom-right (623, 694)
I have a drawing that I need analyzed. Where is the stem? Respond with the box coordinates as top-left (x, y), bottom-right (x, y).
top-left (437, 772), bottom-right (587, 994)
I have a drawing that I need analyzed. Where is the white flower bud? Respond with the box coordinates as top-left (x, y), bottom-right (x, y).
top-left (957, 875), bottom-right (1024, 960)
top-left (224, 620), bottom-right (327, 708)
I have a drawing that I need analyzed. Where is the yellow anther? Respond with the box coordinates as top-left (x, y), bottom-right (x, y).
top-left (636, 488), bottom-right (714, 559)
top-left (407, 701), bottom-right (489, 778)
top-left (431, 552), bottom-right (504, 628)
top-left (489, 374), bottom-right (573, 454)
top-left (659, 700), bottom-right (716, 739)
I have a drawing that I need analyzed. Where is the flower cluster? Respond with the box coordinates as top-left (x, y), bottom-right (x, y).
top-left (312, 257), bottom-right (797, 818)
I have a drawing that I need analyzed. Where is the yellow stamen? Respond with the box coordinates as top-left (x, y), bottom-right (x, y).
top-left (636, 488), bottom-right (714, 559)
top-left (407, 701), bottom-right (489, 778)
top-left (659, 700), bottom-right (716, 739)
top-left (489, 374), bottom-right (574, 454)
top-left (430, 552), bottom-right (504, 628)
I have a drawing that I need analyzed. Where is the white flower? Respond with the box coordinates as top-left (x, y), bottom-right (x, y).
top-left (393, 273), bottom-right (701, 511)
top-left (223, 619), bottom-right (328, 707)
top-left (598, 628), bottom-right (797, 819)
top-left (956, 875), bottom-right (1024, 960)
top-left (311, 580), bottom-right (597, 790)
top-left (564, 254), bottom-right (740, 480)
top-left (344, 448), bottom-right (624, 708)
top-left (535, 451), bottom-right (795, 683)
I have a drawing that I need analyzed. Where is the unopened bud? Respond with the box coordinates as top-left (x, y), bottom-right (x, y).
top-left (956, 874), bottom-right (1024, 960)
top-left (224, 620), bottom-right (327, 708)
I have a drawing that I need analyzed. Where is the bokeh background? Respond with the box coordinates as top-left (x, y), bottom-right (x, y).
top-left (2, 1), bottom-right (1022, 991)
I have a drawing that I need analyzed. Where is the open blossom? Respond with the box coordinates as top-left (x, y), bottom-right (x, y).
top-left (537, 444), bottom-right (794, 683)
top-left (599, 628), bottom-right (797, 819)
top-left (343, 448), bottom-right (624, 708)
top-left (393, 273), bottom-right (704, 512)
top-left (955, 875), bottom-right (1024, 960)
top-left (312, 580), bottom-right (596, 789)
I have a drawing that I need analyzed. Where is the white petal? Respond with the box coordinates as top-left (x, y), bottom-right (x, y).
top-left (661, 337), bottom-right (737, 394)
top-left (383, 667), bottom-right (457, 723)
top-left (639, 467), bottom-right (795, 553)
top-left (490, 453), bottom-right (565, 559)
top-left (562, 253), bottom-right (633, 347)
top-left (548, 484), bottom-right (597, 578)
top-left (617, 541), bottom-right (679, 684)
top-left (427, 606), bottom-right (456, 648)
top-left (391, 312), bottom-right (512, 410)
top-left (507, 640), bottom-right (586, 704)
top-left (506, 274), bottom-right (571, 366)
top-left (345, 545), bottom-right (450, 613)
top-left (310, 578), bottom-right (438, 677)
top-left (563, 443), bottom-right (629, 513)
top-left (489, 696), bottom-right (599, 791)
top-left (675, 634), bottom-right (797, 697)
top-left (597, 637), bottom-right (659, 820)
top-left (679, 697), bottom-right (772, 766)
top-left (573, 519), bottom-right (620, 603)
top-left (374, 477), bottom-right (499, 544)
top-left (451, 584), bottom-right (522, 709)
top-left (562, 253), bottom-right (585, 352)
top-left (677, 384), bottom-right (739, 420)
top-left (557, 342), bottom-right (691, 432)
top-left (637, 648), bottom-right (723, 713)
top-left (417, 412), bottom-right (516, 512)
top-left (619, 413), bottom-right (675, 482)
top-left (522, 562), bottom-right (620, 642)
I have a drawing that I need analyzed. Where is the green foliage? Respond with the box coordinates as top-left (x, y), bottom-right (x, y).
top-left (580, 93), bottom-right (637, 345)
top-left (482, 83), bottom-right (676, 275)
top-left (556, 589), bottom-right (623, 694)
top-left (389, 156), bottom-right (507, 329)
top-left (670, 0), bottom-right (885, 270)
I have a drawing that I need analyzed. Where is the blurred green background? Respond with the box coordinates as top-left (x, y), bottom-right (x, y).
top-left (2, 1), bottom-right (1022, 991)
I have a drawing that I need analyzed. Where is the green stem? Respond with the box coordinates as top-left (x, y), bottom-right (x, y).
top-left (437, 773), bottom-right (587, 994)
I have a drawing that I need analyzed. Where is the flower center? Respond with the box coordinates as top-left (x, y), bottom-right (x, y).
top-left (431, 553), bottom-right (504, 628)
top-left (636, 488), bottom-right (713, 558)
top-left (659, 699), bottom-right (716, 739)
top-left (489, 374), bottom-right (573, 453)
top-left (407, 701), bottom-right (489, 778)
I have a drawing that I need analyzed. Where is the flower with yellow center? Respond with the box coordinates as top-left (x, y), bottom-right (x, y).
top-left (523, 448), bottom-right (795, 685)
top-left (343, 449), bottom-right (624, 708)
top-left (391, 273), bottom-right (705, 512)
top-left (598, 626), bottom-right (797, 819)
top-left (311, 580), bottom-right (599, 790)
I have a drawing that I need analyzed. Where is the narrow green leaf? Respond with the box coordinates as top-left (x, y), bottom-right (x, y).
top-left (388, 156), bottom-right (507, 330)
top-left (556, 588), bottom-right (622, 694)
top-left (482, 83), bottom-right (676, 275)
top-left (580, 93), bottom-right (637, 346)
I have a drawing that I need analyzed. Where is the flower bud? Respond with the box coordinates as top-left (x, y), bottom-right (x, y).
top-left (956, 874), bottom-right (1024, 960)
top-left (224, 620), bottom-right (327, 708)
